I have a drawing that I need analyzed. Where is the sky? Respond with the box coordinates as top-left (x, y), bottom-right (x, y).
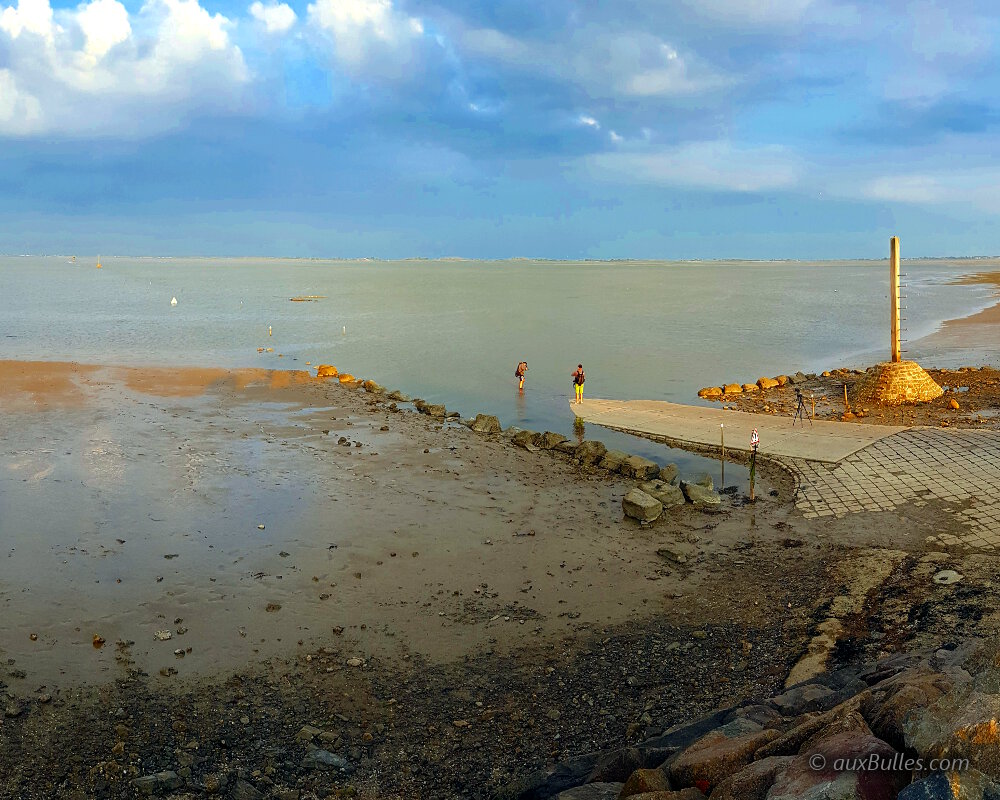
top-left (1, 0), bottom-right (999, 258)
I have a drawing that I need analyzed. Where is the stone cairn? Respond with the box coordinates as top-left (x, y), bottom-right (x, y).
top-left (853, 361), bottom-right (943, 406)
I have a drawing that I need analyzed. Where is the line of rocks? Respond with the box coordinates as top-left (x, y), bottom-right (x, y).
top-left (501, 636), bottom-right (1000, 800)
top-left (463, 414), bottom-right (724, 523)
top-left (315, 373), bottom-right (728, 523)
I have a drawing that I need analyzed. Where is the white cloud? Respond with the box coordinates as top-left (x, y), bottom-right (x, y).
top-left (585, 141), bottom-right (802, 193)
top-left (0, 0), bottom-right (249, 136)
top-left (249, 0), bottom-right (296, 34)
top-left (860, 169), bottom-right (1000, 214)
top-left (459, 26), bottom-right (730, 99)
top-left (307, 0), bottom-right (425, 75)
top-left (578, 114), bottom-right (599, 129)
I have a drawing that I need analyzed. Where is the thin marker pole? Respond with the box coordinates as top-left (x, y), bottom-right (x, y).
top-left (720, 423), bottom-right (725, 488)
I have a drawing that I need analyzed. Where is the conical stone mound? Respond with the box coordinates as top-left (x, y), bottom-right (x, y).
top-left (853, 361), bottom-right (943, 406)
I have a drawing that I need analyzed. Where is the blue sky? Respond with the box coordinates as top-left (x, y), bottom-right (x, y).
top-left (1, 0), bottom-right (998, 258)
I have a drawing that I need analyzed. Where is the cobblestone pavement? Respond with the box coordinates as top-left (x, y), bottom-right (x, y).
top-left (782, 427), bottom-right (1000, 550)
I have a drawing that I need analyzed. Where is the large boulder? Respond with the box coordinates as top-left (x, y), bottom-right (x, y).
top-left (904, 688), bottom-right (1000, 777)
top-left (659, 464), bottom-right (679, 484)
top-left (623, 489), bottom-right (663, 523)
top-left (600, 450), bottom-right (630, 472)
top-left (471, 414), bottom-right (503, 435)
top-left (315, 364), bottom-right (338, 378)
top-left (337, 373), bottom-right (357, 383)
top-left (767, 729), bottom-right (907, 800)
top-left (639, 481), bottom-right (685, 509)
top-left (769, 684), bottom-right (838, 717)
top-left (723, 384), bottom-right (742, 395)
top-left (386, 390), bottom-right (411, 402)
top-left (742, 383), bottom-right (759, 393)
top-left (898, 769), bottom-right (1000, 799)
top-left (620, 767), bottom-right (672, 797)
top-left (535, 431), bottom-right (570, 450)
top-left (622, 455), bottom-right (660, 480)
top-left (757, 377), bottom-right (780, 391)
top-left (681, 482), bottom-right (721, 508)
top-left (422, 403), bottom-right (447, 418)
top-left (698, 387), bottom-right (723, 399)
top-left (575, 440), bottom-right (608, 466)
top-left (707, 755), bottom-right (792, 800)
top-left (556, 441), bottom-right (580, 456)
top-left (362, 379), bottom-right (384, 394)
top-left (667, 719), bottom-right (779, 793)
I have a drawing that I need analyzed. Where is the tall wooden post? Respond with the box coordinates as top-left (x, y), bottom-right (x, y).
top-left (890, 236), bottom-right (901, 363)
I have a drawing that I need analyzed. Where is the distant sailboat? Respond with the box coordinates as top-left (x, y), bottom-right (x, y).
top-left (96, 254), bottom-right (102, 269)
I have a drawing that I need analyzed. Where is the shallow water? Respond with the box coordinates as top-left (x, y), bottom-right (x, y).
top-left (1, 256), bottom-right (996, 478)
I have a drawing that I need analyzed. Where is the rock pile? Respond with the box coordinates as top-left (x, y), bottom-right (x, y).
top-left (699, 375), bottom-right (791, 399)
top-left (504, 638), bottom-right (1000, 800)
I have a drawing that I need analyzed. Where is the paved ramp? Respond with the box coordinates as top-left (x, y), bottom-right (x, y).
top-left (570, 398), bottom-right (906, 464)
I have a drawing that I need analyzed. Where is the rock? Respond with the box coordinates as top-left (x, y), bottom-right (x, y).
top-left (599, 450), bottom-right (630, 472)
top-left (695, 473), bottom-right (713, 490)
top-left (622, 455), bottom-right (660, 480)
top-left (933, 570), bottom-right (963, 585)
top-left (576, 440), bottom-right (608, 466)
top-left (862, 672), bottom-right (953, 751)
top-left (904, 688), bottom-right (1000, 777)
top-left (230, 780), bottom-right (265, 800)
top-left (639, 481), bottom-right (685, 509)
top-left (553, 784), bottom-right (625, 800)
top-left (767, 730), bottom-right (906, 800)
top-left (775, 375), bottom-right (789, 386)
top-left (556, 441), bottom-right (580, 456)
top-left (681, 482), bottom-right (721, 508)
top-left (133, 771), bottom-right (182, 795)
top-left (949, 398), bottom-right (961, 410)
top-left (794, 371), bottom-right (808, 383)
top-left (723, 384), bottom-right (742, 395)
top-left (302, 749), bottom-right (351, 771)
top-left (626, 792), bottom-right (705, 800)
top-left (659, 464), bottom-right (679, 484)
top-left (667, 719), bottom-right (780, 793)
top-left (512, 430), bottom-right (539, 449)
top-left (822, 370), bottom-right (832, 377)
top-left (535, 431), bottom-right (570, 450)
top-left (620, 767), bottom-right (671, 797)
top-left (471, 414), bottom-right (503, 435)
top-left (623, 489), bottom-right (663, 523)
top-left (898, 769), bottom-right (1000, 799)
top-left (315, 365), bottom-right (338, 378)
top-left (4, 702), bottom-right (23, 718)
top-left (656, 541), bottom-right (697, 565)
top-left (707, 755), bottom-right (793, 800)
top-left (757, 377), bottom-right (780, 390)
top-left (586, 748), bottom-right (647, 783)
top-left (742, 383), bottom-right (759, 393)
top-left (769, 684), bottom-right (837, 716)
top-left (698, 387), bottom-right (723, 399)
top-left (337, 373), bottom-right (356, 383)
top-left (386, 390), bottom-right (410, 402)
top-left (423, 403), bottom-right (447, 418)
top-left (362, 380), bottom-right (384, 394)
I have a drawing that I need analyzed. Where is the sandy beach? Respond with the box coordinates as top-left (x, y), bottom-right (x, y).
top-left (3, 357), bottom-right (1000, 798)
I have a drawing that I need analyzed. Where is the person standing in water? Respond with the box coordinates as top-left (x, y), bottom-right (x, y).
top-left (571, 364), bottom-right (585, 404)
top-left (515, 360), bottom-right (528, 390)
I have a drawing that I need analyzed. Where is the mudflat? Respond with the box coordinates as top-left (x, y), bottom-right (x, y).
top-left (1, 359), bottom-right (995, 799)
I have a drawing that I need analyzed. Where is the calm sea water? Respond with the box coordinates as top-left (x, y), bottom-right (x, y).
top-left (2, 256), bottom-right (997, 477)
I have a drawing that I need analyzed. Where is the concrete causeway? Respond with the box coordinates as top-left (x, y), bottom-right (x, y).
top-left (571, 398), bottom-right (1000, 551)
top-left (569, 398), bottom-right (906, 464)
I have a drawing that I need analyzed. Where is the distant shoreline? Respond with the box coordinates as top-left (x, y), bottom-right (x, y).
top-left (7, 254), bottom-right (1000, 265)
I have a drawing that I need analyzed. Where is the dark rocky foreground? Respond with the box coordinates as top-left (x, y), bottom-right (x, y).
top-left (1, 610), bottom-right (812, 800)
top-left (512, 637), bottom-right (1000, 800)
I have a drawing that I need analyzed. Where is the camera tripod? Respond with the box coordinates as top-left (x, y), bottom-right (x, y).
top-left (792, 390), bottom-right (812, 426)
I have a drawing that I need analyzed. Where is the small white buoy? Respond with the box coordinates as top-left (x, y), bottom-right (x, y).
top-left (170, 297), bottom-right (177, 307)
top-left (268, 325), bottom-right (272, 337)
top-left (342, 325), bottom-right (347, 335)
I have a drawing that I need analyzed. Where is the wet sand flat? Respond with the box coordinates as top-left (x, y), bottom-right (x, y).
top-left (0, 359), bottom-right (726, 686)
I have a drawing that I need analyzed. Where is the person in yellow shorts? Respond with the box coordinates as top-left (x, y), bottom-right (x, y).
top-left (515, 360), bottom-right (528, 390)
top-left (571, 364), bottom-right (585, 404)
